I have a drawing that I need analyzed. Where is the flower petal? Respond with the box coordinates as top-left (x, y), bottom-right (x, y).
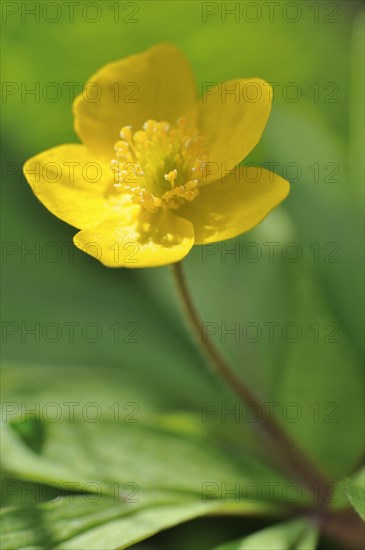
top-left (180, 167), bottom-right (290, 244)
top-left (73, 43), bottom-right (197, 159)
top-left (23, 145), bottom-right (117, 230)
top-left (199, 79), bottom-right (272, 180)
top-left (73, 210), bottom-right (195, 268)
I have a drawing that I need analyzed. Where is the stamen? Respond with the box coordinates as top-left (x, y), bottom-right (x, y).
top-left (120, 126), bottom-right (132, 140)
top-left (110, 118), bottom-right (208, 213)
top-left (164, 169), bottom-right (178, 186)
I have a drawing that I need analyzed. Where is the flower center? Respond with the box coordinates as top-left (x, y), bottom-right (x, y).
top-left (110, 118), bottom-right (208, 212)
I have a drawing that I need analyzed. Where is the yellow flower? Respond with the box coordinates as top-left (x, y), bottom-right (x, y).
top-left (23, 44), bottom-right (289, 268)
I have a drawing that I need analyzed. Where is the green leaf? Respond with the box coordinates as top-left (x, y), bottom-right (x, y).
top-left (1, 415), bottom-right (285, 500)
top-left (213, 519), bottom-right (318, 550)
top-left (1, 409), bottom-right (298, 550)
top-left (1, 361), bottom-right (310, 510)
top-left (1, 394), bottom-right (284, 548)
top-left (346, 468), bottom-right (365, 521)
top-left (0, 495), bottom-right (222, 550)
top-left (0, 478), bottom-right (63, 508)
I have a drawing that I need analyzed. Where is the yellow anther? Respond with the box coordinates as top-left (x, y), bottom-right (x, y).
top-left (120, 126), bottom-right (132, 141)
top-left (164, 169), bottom-right (178, 185)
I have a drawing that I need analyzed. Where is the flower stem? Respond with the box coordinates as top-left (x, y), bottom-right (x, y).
top-left (172, 261), bottom-right (330, 492)
top-left (172, 264), bottom-right (365, 548)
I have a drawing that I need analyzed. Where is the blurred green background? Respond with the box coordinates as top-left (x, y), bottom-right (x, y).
top-left (1, 1), bottom-right (364, 548)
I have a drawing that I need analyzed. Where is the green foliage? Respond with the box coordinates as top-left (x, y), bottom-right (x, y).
top-left (213, 519), bottom-right (318, 550)
top-left (1, 496), bottom-right (221, 549)
top-left (1, 1), bottom-right (363, 548)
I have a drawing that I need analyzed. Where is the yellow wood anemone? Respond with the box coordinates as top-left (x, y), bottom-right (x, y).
top-left (23, 44), bottom-right (290, 268)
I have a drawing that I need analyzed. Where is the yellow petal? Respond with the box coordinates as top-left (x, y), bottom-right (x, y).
top-left (23, 145), bottom-right (115, 230)
top-left (73, 43), bottom-right (197, 159)
top-left (199, 79), bottom-right (272, 181)
top-left (73, 210), bottom-right (194, 268)
top-left (180, 167), bottom-right (289, 244)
